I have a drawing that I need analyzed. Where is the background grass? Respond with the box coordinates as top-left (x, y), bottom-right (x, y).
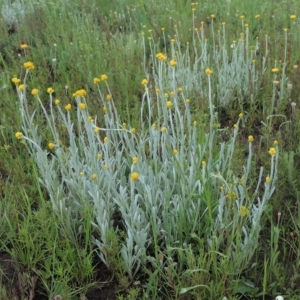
top-left (1, 0), bottom-right (300, 299)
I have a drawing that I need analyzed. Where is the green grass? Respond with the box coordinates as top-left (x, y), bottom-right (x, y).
top-left (1, 0), bottom-right (300, 299)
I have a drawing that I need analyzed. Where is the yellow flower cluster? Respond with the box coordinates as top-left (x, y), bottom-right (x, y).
top-left (31, 88), bottom-right (38, 96)
top-left (47, 87), bottom-right (54, 94)
top-left (169, 60), bottom-right (177, 67)
top-left (156, 52), bottom-right (167, 61)
top-left (268, 147), bottom-right (276, 156)
top-left (205, 68), bottom-right (213, 75)
top-left (73, 89), bottom-right (87, 97)
top-left (130, 172), bottom-right (139, 181)
top-left (141, 79), bottom-right (148, 85)
top-left (15, 132), bottom-right (23, 139)
top-left (11, 77), bottom-right (21, 84)
top-left (20, 44), bottom-right (28, 49)
top-left (248, 135), bottom-right (254, 142)
top-left (24, 61), bottom-right (35, 70)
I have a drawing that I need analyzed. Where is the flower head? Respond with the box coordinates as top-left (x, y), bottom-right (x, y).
top-left (205, 68), bottom-right (213, 75)
top-left (18, 84), bottom-right (25, 91)
top-left (255, 14), bottom-right (260, 19)
top-left (166, 101), bottom-right (173, 108)
top-left (88, 116), bottom-right (93, 122)
top-left (272, 68), bottom-right (279, 73)
top-left (273, 140), bottom-right (279, 145)
top-left (20, 44), bottom-right (28, 49)
top-left (268, 147), bottom-right (276, 156)
top-left (161, 126), bottom-right (167, 132)
top-left (54, 99), bottom-right (60, 105)
top-left (240, 206), bottom-right (250, 217)
top-left (106, 94), bottom-right (112, 100)
top-left (130, 172), bottom-right (139, 181)
top-left (173, 149), bottom-right (178, 155)
top-left (48, 142), bottom-right (55, 150)
top-left (31, 88), bottom-right (38, 96)
top-left (248, 135), bottom-right (254, 142)
top-left (97, 153), bottom-right (102, 159)
top-left (290, 15), bottom-right (296, 19)
top-left (266, 176), bottom-right (271, 183)
top-left (156, 52), bottom-right (167, 61)
top-left (11, 77), bottom-right (21, 84)
top-left (65, 104), bottom-right (72, 111)
top-left (104, 137), bottom-right (109, 143)
top-left (169, 60), bottom-right (177, 67)
top-left (93, 77), bottom-right (100, 84)
top-left (47, 87), bottom-right (54, 94)
top-left (24, 61), bottom-right (35, 70)
top-left (79, 103), bottom-right (86, 110)
top-left (239, 112), bottom-right (243, 118)
top-left (73, 89), bottom-right (87, 97)
top-left (92, 173), bottom-right (97, 180)
top-left (132, 156), bottom-right (138, 164)
top-left (101, 74), bottom-right (108, 81)
top-left (15, 131), bottom-right (23, 139)
top-left (141, 79), bottom-right (148, 85)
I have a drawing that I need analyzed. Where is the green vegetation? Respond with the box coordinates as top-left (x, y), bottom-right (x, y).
top-left (0, 0), bottom-right (300, 299)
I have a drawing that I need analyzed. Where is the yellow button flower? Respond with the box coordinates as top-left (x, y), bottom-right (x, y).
top-left (54, 99), bottom-right (60, 105)
top-left (11, 77), bottom-right (21, 84)
top-left (161, 126), bottom-right (167, 132)
top-left (15, 132), bottom-right (23, 139)
top-left (18, 84), bottom-right (25, 91)
top-left (130, 172), bottom-right (139, 181)
top-left (132, 156), bottom-right (138, 164)
top-left (101, 74), bottom-right (108, 81)
top-left (93, 77), bottom-right (100, 84)
top-left (104, 137), bottom-right (109, 143)
top-left (290, 15), bottom-right (296, 19)
top-left (173, 149), bottom-right (178, 155)
top-left (166, 101), bottom-right (173, 108)
top-left (170, 60), bottom-right (177, 67)
top-left (265, 176), bottom-right (271, 183)
top-left (106, 94), bottom-right (112, 100)
top-left (24, 61), bottom-right (35, 70)
top-left (92, 173), bottom-right (97, 180)
top-left (271, 68), bottom-right (279, 73)
top-left (65, 103), bottom-right (72, 111)
top-left (79, 103), bottom-right (86, 110)
top-left (141, 79), bottom-right (148, 85)
top-left (47, 87), bottom-right (54, 94)
top-left (205, 68), bottom-right (213, 75)
top-left (31, 88), bottom-right (38, 96)
top-left (268, 147), bottom-right (276, 156)
top-left (48, 142), bottom-right (55, 150)
top-left (248, 135), bottom-right (254, 142)
top-left (20, 44), bottom-right (28, 49)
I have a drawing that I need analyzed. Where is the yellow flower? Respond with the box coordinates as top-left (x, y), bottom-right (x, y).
top-left (93, 77), bottom-right (100, 84)
top-left (170, 39), bottom-right (175, 43)
top-left (80, 172), bottom-right (84, 176)
top-left (15, 131), bottom-right (23, 139)
top-left (193, 121), bottom-right (197, 126)
top-left (106, 94), bottom-right (112, 100)
top-left (47, 87), bottom-right (54, 94)
top-left (103, 106), bottom-right (107, 112)
top-left (233, 124), bottom-right (238, 129)
top-left (48, 142), bottom-right (55, 150)
top-left (88, 116), bottom-right (93, 122)
top-left (272, 68), bottom-right (279, 73)
top-left (273, 140), bottom-right (278, 145)
top-left (101, 74), bottom-right (108, 81)
top-left (161, 126), bottom-right (167, 132)
top-left (166, 101), bottom-right (173, 108)
top-left (11, 77), bottom-right (21, 84)
top-left (97, 153), bottom-right (102, 159)
top-left (54, 99), bottom-right (60, 105)
top-left (79, 103), bottom-right (86, 110)
top-left (266, 176), bottom-right (271, 183)
top-left (186, 98), bottom-right (190, 103)
top-left (104, 137), bottom-right (109, 143)
top-left (240, 15), bottom-right (245, 19)
top-left (31, 88), bottom-right (38, 95)
top-left (65, 103), bottom-right (72, 111)
top-left (210, 14), bottom-right (215, 19)
top-left (92, 173), bottom-right (97, 180)
top-left (164, 93), bottom-right (169, 98)
top-left (178, 87), bottom-right (183, 92)
top-left (192, 8), bottom-right (196, 11)
top-left (170, 91), bottom-right (175, 97)
top-left (240, 206), bottom-right (250, 217)
top-left (248, 135), bottom-right (254, 142)
top-left (268, 147), bottom-right (276, 156)
top-left (239, 112), bottom-right (243, 118)
top-left (290, 15), bottom-right (296, 19)
top-left (131, 128), bottom-right (136, 134)
top-left (173, 149), bottom-right (178, 155)
top-left (202, 160), bottom-right (206, 166)
top-left (255, 14), bottom-right (260, 19)
top-left (132, 156), bottom-right (138, 164)
top-left (94, 127), bottom-right (100, 133)
top-left (130, 172), bottom-right (139, 181)
top-left (18, 84), bottom-right (25, 91)
top-left (73, 89), bottom-right (87, 97)
top-left (24, 61), bottom-right (35, 70)
top-left (156, 53), bottom-right (167, 61)
top-left (20, 44), bottom-right (28, 49)
top-left (103, 164), bottom-right (108, 169)
top-left (170, 60), bottom-right (177, 67)
top-left (205, 68), bottom-right (213, 75)
top-left (141, 79), bottom-right (148, 85)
